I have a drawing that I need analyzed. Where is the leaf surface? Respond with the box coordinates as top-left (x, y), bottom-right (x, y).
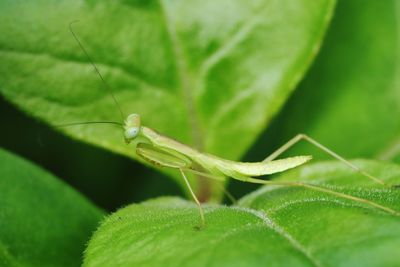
top-left (0, 148), bottom-right (104, 267)
top-left (250, 0), bottom-right (400, 164)
top-left (83, 160), bottom-right (400, 267)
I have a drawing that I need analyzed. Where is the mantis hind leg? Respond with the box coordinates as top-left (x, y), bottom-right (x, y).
top-left (245, 177), bottom-right (400, 216)
top-left (179, 169), bottom-right (206, 229)
top-left (263, 134), bottom-right (387, 186)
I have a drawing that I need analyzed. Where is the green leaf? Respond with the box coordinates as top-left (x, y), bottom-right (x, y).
top-left (0, 148), bottom-right (104, 267)
top-left (83, 160), bottom-right (400, 267)
top-left (0, 0), bottom-right (335, 196)
top-left (251, 0), bottom-right (400, 163)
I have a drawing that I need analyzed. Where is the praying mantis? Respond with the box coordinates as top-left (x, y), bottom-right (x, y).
top-left (67, 22), bottom-right (399, 229)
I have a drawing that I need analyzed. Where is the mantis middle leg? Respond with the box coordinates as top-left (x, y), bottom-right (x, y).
top-left (179, 168), bottom-right (205, 229)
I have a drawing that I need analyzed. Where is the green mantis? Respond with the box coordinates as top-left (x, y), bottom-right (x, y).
top-left (67, 22), bottom-right (399, 229)
top-left (123, 114), bottom-right (399, 227)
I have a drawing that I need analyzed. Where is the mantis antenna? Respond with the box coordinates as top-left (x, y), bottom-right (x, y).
top-left (69, 20), bottom-right (125, 123)
top-left (56, 121), bottom-right (123, 128)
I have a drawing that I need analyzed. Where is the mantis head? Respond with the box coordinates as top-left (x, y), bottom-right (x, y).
top-left (124, 113), bottom-right (141, 143)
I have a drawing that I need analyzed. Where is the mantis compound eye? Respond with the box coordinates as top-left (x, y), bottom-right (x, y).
top-left (124, 127), bottom-right (139, 142)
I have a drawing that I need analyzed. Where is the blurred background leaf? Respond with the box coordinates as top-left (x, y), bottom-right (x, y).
top-left (83, 160), bottom-right (400, 267)
top-left (0, 148), bottom-right (103, 267)
top-left (0, 0), bottom-right (335, 200)
top-left (247, 0), bottom-right (400, 165)
top-left (0, 98), bottom-right (182, 211)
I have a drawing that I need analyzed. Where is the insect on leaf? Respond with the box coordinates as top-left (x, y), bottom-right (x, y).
top-left (0, 0), bottom-right (335, 195)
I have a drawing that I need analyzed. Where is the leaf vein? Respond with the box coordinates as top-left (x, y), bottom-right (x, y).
top-left (158, 0), bottom-right (203, 149)
top-left (0, 48), bottom-right (166, 94)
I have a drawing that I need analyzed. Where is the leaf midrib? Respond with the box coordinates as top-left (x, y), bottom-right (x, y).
top-left (235, 207), bottom-right (322, 267)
